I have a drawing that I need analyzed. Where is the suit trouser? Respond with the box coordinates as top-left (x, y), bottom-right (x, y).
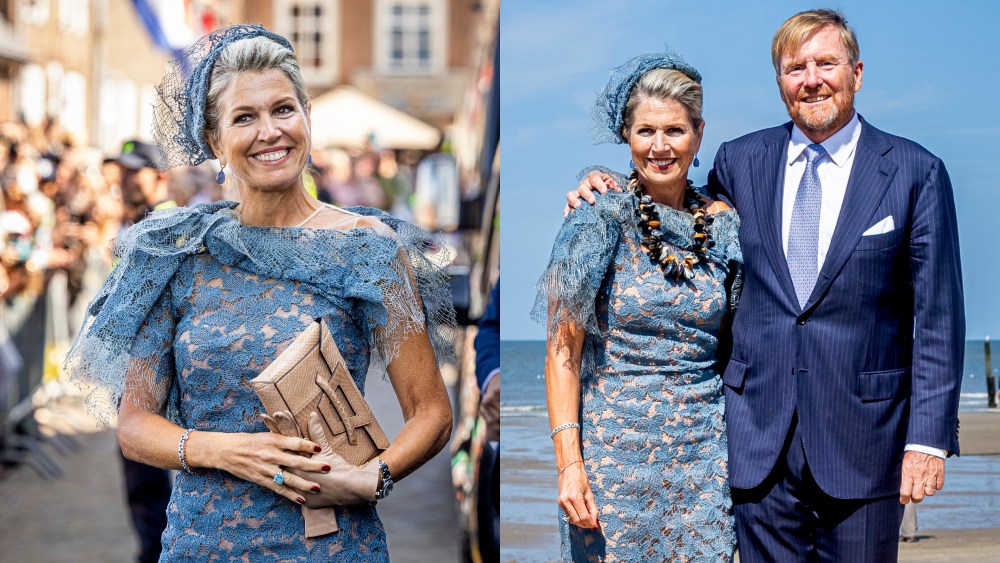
top-left (121, 453), bottom-right (171, 563)
top-left (731, 413), bottom-right (904, 562)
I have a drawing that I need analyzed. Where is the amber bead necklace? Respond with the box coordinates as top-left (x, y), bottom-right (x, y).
top-left (630, 170), bottom-right (715, 280)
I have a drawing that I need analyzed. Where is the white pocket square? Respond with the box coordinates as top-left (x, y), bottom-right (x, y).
top-left (862, 216), bottom-right (894, 236)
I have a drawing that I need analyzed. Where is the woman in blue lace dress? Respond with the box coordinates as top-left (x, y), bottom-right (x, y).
top-left (534, 54), bottom-right (741, 562)
top-left (65, 26), bottom-right (453, 561)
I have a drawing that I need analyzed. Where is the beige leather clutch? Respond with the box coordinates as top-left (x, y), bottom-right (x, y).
top-left (252, 318), bottom-right (390, 466)
top-left (252, 319), bottom-right (390, 537)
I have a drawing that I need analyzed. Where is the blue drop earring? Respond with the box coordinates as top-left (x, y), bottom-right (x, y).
top-left (629, 160), bottom-right (636, 170)
top-left (693, 154), bottom-right (700, 168)
top-left (307, 154), bottom-right (313, 165)
top-left (216, 166), bottom-right (226, 184)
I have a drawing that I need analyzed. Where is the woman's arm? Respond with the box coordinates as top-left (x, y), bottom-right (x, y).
top-left (546, 316), bottom-right (599, 529)
top-left (283, 312), bottom-right (451, 509)
top-left (379, 323), bottom-right (453, 481)
top-left (117, 353), bottom-right (329, 505)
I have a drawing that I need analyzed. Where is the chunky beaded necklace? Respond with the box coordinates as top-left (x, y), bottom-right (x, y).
top-left (630, 170), bottom-right (715, 280)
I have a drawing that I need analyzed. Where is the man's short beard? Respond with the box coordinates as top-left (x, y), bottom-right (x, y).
top-left (794, 104), bottom-right (844, 132)
top-left (789, 80), bottom-right (856, 136)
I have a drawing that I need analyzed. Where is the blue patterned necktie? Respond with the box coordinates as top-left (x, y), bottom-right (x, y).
top-left (787, 143), bottom-right (826, 309)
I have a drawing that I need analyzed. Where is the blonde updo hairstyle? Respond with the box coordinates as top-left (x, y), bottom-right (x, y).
top-left (202, 36), bottom-right (310, 151)
top-left (620, 68), bottom-right (704, 140)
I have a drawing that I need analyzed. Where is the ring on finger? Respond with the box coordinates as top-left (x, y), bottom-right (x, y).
top-left (273, 469), bottom-right (285, 485)
top-left (923, 484), bottom-right (935, 490)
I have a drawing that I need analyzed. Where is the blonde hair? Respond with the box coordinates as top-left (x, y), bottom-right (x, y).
top-left (621, 68), bottom-right (703, 138)
top-left (203, 36), bottom-right (309, 148)
top-left (771, 8), bottom-right (859, 74)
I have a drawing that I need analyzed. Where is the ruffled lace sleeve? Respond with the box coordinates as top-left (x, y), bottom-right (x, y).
top-left (342, 207), bottom-right (456, 370)
top-left (64, 203), bottom-right (232, 426)
top-left (123, 282), bottom-right (180, 421)
top-left (531, 193), bottom-right (629, 336)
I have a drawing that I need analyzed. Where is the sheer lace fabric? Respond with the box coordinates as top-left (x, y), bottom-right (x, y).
top-left (65, 202), bottom-right (455, 560)
top-left (533, 191), bottom-right (741, 562)
top-left (66, 201), bottom-right (454, 427)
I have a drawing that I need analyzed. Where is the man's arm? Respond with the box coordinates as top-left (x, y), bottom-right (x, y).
top-left (475, 282), bottom-right (500, 442)
top-left (706, 141), bottom-right (735, 207)
top-left (899, 157), bottom-right (965, 504)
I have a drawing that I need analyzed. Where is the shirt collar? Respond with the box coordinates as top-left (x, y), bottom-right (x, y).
top-left (787, 111), bottom-right (862, 168)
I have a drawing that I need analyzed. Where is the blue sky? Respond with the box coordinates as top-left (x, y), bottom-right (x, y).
top-left (500, 0), bottom-right (1000, 340)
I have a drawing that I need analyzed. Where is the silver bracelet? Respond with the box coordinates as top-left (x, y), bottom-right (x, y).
top-left (550, 422), bottom-right (581, 438)
top-left (178, 428), bottom-right (194, 473)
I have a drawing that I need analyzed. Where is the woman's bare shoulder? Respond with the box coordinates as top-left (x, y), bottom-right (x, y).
top-left (309, 205), bottom-right (392, 235)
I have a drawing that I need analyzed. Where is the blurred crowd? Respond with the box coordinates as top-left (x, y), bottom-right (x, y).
top-left (0, 116), bottom-right (466, 432)
top-left (0, 115), bottom-right (461, 324)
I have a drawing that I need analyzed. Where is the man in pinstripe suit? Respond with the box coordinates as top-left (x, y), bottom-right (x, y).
top-left (569, 9), bottom-right (964, 561)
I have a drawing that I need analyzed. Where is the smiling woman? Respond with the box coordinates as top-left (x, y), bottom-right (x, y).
top-left (65, 24), bottom-right (456, 562)
top-left (201, 37), bottom-right (315, 220)
top-left (533, 52), bottom-right (741, 561)
top-left (210, 69), bottom-right (311, 192)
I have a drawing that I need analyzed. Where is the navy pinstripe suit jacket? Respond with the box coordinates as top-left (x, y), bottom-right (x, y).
top-left (708, 116), bottom-right (964, 499)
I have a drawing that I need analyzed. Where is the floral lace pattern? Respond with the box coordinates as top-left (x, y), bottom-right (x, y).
top-left (66, 202), bottom-right (454, 427)
top-left (67, 203), bottom-right (455, 561)
top-left (534, 191), bottom-right (741, 562)
top-left (142, 254), bottom-right (389, 560)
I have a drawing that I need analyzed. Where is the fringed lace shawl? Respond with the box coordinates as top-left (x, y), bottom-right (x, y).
top-left (532, 189), bottom-right (742, 378)
top-left (65, 201), bottom-right (455, 426)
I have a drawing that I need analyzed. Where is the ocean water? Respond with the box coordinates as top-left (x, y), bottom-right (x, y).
top-left (503, 339), bottom-right (1000, 416)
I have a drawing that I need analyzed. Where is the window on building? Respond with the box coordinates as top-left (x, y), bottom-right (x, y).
top-left (58, 0), bottom-right (88, 36)
top-left (275, 0), bottom-right (339, 86)
top-left (19, 64), bottom-right (45, 126)
top-left (99, 77), bottom-right (138, 154)
top-left (376, 0), bottom-right (446, 74)
top-left (20, 0), bottom-right (50, 25)
top-left (61, 71), bottom-right (87, 139)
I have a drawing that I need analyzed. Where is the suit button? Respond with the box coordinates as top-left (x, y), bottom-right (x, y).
top-left (797, 319), bottom-right (806, 325)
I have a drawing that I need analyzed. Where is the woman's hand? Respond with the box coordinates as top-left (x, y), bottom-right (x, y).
top-left (285, 412), bottom-right (379, 508)
top-left (187, 416), bottom-right (329, 505)
top-left (558, 461), bottom-right (599, 529)
top-left (562, 171), bottom-right (622, 217)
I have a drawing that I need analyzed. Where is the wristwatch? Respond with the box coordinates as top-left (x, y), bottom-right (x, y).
top-left (374, 458), bottom-right (394, 500)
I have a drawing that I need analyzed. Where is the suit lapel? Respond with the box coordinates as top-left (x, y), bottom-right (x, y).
top-left (803, 119), bottom-right (898, 311)
top-left (750, 126), bottom-right (799, 308)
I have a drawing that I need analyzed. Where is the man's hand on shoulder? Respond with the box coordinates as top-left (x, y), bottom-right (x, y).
top-left (705, 199), bottom-right (732, 214)
top-left (563, 171), bottom-right (624, 218)
top-left (899, 450), bottom-right (945, 505)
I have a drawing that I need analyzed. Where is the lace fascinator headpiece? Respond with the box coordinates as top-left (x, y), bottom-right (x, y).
top-left (592, 52), bottom-right (702, 145)
top-left (152, 24), bottom-right (294, 169)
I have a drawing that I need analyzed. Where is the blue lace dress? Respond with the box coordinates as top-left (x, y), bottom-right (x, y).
top-left (534, 191), bottom-right (741, 562)
top-left (66, 202), bottom-right (453, 562)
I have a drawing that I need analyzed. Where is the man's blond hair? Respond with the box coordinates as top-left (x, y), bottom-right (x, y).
top-left (771, 8), bottom-right (859, 74)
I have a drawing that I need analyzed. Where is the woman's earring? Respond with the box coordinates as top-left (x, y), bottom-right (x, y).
top-left (216, 166), bottom-right (226, 185)
top-left (693, 154), bottom-right (700, 168)
top-left (307, 154), bottom-right (313, 165)
top-left (629, 160), bottom-right (636, 170)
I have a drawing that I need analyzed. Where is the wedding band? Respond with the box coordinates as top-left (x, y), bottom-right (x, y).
top-left (923, 484), bottom-right (935, 489)
top-left (273, 470), bottom-right (285, 485)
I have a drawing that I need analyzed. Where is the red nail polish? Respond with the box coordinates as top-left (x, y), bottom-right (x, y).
top-left (322, 464), bottom-right (331, 472)
top-left (314, 446), bottom-right (322, 453)
top-left (311, 485), bottom-right (321, 492)
top-left (296, 497), bottom-right (306, 504)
